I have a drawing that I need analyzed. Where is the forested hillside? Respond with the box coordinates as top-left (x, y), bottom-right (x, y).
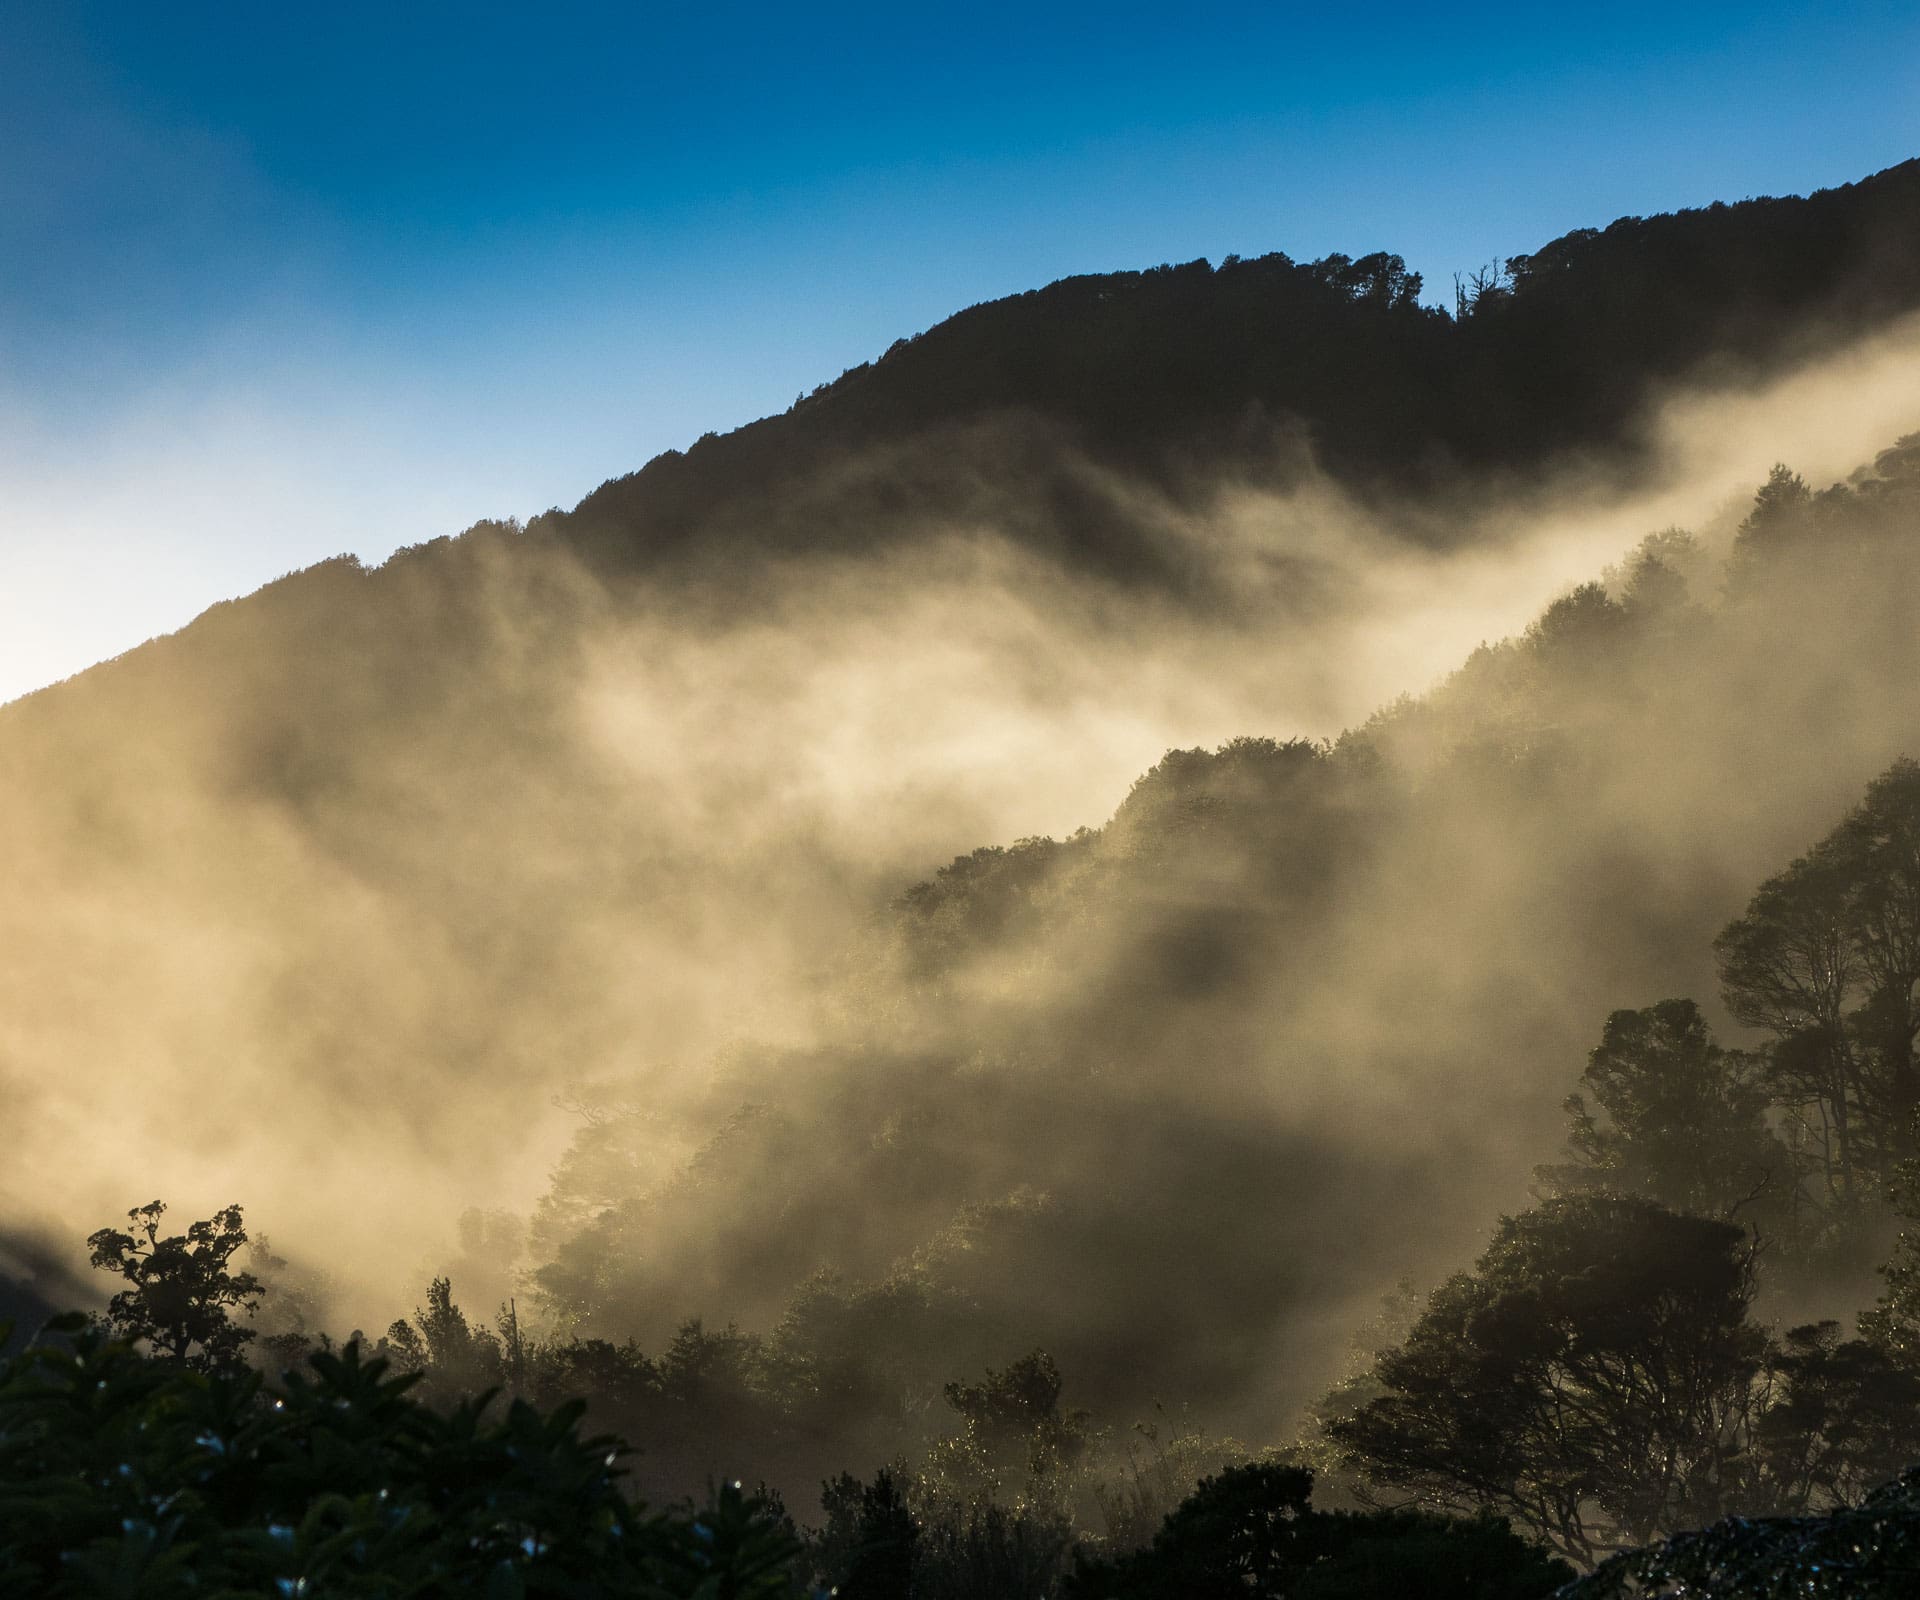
top-left (504, 437), bottom-right (1920, 1490)
top-left (548, 159), bottom-right (1920, 576)
top-left (8, 161), bottom-right (1920, 1594)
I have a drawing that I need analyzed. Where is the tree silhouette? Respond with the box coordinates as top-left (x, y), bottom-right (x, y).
top-left (1065, 1462), bottom-right (1572, 1599)
top-left (816, 1467), bottom-right (918, 1599)
top-left (1717, 847), bottom-right (1865, 1204)
top-left (1535, 999), bottom-right (1789, 1224)
top-left (1328, 1195), bottom-right (1767, 1564)
top-left (1716, 758), bottom-right (1920, 1204)
top-left (85, 1200), bottom-right (262, 1371)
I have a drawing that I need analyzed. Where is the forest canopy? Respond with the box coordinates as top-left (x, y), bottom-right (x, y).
top-left (11, 164), bottom-right (1920, 1597)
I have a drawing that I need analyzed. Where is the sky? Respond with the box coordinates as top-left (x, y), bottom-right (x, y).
top-left (2, 1), bottom-right (1917, 703)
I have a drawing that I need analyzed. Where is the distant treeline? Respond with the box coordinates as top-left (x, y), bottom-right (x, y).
top-left (547, 159), bottom-right (1920, 575)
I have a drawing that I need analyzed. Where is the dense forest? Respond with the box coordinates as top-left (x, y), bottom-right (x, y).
top-left (548, 157), bottom-right (1920, 578)
top-left (10, 164), bottom-right (1920, 1594)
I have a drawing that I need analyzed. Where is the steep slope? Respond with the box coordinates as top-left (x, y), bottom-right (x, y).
top-left (2, 159), bottom-right (1920, 1394)
top-left (520, 436), bottom-right (1920, 1502)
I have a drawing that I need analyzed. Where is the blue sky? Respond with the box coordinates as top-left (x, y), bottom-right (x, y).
top-left (2, 1), bottom-right (1916, 700)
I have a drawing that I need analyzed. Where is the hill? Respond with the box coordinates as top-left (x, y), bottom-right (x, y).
top-left (4, 160), bottom-right (1920, 1504)
top-left (541, 158), bottom-right (1920, 579)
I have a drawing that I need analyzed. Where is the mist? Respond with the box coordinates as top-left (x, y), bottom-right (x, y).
top-left (5, 300), bottom-right (1920, 1491)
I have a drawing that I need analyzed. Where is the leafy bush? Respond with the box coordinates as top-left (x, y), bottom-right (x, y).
top-left (0, 1315), bottom-right (798, 1598)
top-left (1565, 1465), bottom-right (1920, 1599)
top-left (1063, 1462), bottom-right (1571, 1599)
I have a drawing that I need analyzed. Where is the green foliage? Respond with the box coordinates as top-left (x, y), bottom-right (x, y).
top-left (1566, 1465), bottom-right (1920, 1599)
top-left (0, 1315), bottom-right (799, 1599)
top-left (651, 1480), bottom-right (804, 1600)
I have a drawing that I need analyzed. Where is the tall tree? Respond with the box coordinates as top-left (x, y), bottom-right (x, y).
top-left (1716, 847), bottom-right (1864, 1204)
top-left (1536, 999), bottom-right (1790, 1224)
top-left (1831, 759), bottom-right (1920, 1155)
top-left (85, 1200), bottom-right (262, 1372)
top-left (1716, 758), bottom-right (1920, 1205)
top-left (1728, 464), bottom-right (1817, 578)
top-left (1327, 1196), bottom-right (1767, 1564)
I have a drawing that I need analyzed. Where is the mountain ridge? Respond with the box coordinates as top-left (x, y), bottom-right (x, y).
top-left (9, 157), bottom-right (1919, 719)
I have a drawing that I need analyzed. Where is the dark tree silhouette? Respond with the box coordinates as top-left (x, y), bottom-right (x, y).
top-left (816, 1467), bottom-right (918, 1599)
top-left (85, 1200), bottom-right (262, 1371)
top-left (1717, 758), bottom-right (1920, 1204)
top-left (1750, 1322), bottom-right (1920, 1512)
top-left (1328, 1195), bottom-right (1767, 1564)
top-left (1717, 847), bottom-right (1865, 1204)
top-left (1064, 1462), bottom-right (1572, 1600)
top-left (1831, 760), bottom-right (1920, 1148)
top-left (1535, 999), bottom-right (1789, 1224)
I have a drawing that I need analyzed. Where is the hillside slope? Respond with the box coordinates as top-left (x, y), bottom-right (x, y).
top-left (544, 159), bottom-right (1920, 577)
top-left (3, 164), bottom-right (1920, 1468)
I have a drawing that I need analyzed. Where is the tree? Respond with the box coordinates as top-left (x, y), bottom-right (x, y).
top-left (1614, 528), bottom-right (1702, 625)
top-left (383, 1276), bottom-right (504, 1395)
top-left (1326, 1196), bottom-right (1768, 1564)
top-left (923, 1350), bottom-right (1090, 1514)
top-left (1859, 1136), bottom-right (1920, 1366)
top-left (1830, 759), bottom-right (1920, 1151)
top-left (1536, 1000), bottom-right (1789, 1223)
top-left (1716, 759), bottom-right (1920, 1206)
top-left (815, 1467), bottom-right (918, 1599)
top-left (1453, 259), bottom-right (1511, 320)
top-left (912, 1499), bottom-right (1075, 1599)
top-left (1064, 1462), bottom-right (1572, 1600)
top-left (85, 1200), bottom-right (262, 1371)
top-left (1728, 463), bottom-right (1816, 577)
top-left (1748, 1322), bottom-right (1920, 1512)
top-left (1717, 848), bottom-right (1865, 1204)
